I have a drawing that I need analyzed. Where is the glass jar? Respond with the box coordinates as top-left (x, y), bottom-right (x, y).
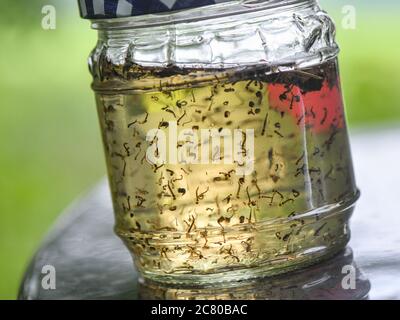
top-left (80, 0), bottom-right (359, 285)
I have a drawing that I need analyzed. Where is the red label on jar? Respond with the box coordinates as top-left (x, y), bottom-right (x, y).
top-left (268, 81), bottom-right (345, 133)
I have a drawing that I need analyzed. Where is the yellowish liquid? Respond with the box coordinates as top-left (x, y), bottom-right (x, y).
top-left (94, 60), bottom-right (358, 284)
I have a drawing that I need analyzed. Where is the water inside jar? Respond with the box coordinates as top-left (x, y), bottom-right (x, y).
top-left (94, 59), bottom-right (358, 283)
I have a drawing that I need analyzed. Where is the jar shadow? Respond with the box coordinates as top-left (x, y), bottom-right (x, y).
top-left (138, 247), bottom-right (370, 300)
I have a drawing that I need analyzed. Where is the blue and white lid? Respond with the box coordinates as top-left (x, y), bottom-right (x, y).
top-left (78, 0), bottom-right (235, 19)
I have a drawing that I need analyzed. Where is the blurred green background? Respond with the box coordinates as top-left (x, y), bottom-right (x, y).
top-left (0, 0), bottom-right (399, 299)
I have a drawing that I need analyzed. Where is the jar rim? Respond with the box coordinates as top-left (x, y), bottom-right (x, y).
top-left (89, 0), bottom-right (338, 74)
top-left (91, 0), bottom-right (317, 30)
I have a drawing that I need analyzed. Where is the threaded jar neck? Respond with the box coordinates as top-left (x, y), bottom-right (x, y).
top-left (91, 0), bottom-right (318, 30)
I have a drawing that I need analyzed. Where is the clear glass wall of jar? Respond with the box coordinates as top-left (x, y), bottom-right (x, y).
top-left (87, 0), bottom-right (359, 285)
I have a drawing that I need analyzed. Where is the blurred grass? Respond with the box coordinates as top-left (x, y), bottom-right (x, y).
top-left (329, 8), bottom-right (400, 125)
top-left (0, 2), bottom-right (400, 299)
top-left (0, 3), bottom-right (104, 299)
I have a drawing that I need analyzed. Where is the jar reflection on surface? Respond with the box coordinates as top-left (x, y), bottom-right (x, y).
top-left (138, 248), bottom-right (370, 300)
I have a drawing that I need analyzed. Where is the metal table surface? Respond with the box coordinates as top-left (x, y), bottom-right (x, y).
top-left (18, 128), bottom-right (400, 300)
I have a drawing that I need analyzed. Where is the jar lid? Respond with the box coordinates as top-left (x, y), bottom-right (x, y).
top-left (78, 0), bottom-right (235, 19)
